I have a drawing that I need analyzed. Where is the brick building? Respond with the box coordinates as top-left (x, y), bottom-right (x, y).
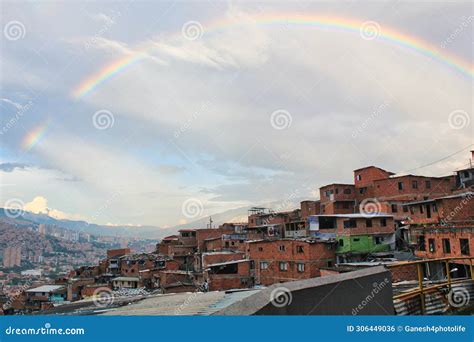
top-left (320, 184), bottom-right (356, 215)
top-left (246, 239), bottom-right (336, 286)
top-left (308, 213), bottom-right (396, 262)
top-left (205, 259), bottom-right (253, 291)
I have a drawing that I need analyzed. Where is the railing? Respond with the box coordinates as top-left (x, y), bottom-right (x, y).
top-left (387, 256), bottom-right (474, 314)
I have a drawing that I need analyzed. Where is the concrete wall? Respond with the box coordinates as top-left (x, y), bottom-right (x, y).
top-left (214, 266), bottom-right (394, 315)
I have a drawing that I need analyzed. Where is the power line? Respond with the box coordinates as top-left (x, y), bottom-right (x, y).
top-left (400, 144), bottom-right (473, 174)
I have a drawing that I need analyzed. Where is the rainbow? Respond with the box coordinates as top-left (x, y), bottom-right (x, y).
top-left (72, 13), bottom-right (473, 98)
top-left (73, 53), bottom-right (146, 98)
top-left (22, 121), bottom-right (50, 150)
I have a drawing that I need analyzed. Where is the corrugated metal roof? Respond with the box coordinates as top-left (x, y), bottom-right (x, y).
top-left (26, 285), bottom-right (64, 293)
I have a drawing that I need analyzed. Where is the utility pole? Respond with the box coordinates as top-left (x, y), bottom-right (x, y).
top-left (208, 216), bottom-right (213, 229)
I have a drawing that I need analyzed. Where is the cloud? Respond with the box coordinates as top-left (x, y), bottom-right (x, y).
top-left (0, 162), bottom-right (29, 173)
top-left (0, 98), bottom-right (23, 110)
top-left (23, 196), bottom-right (84, 221)
top-left (1, 2), bottom-right (472, 226)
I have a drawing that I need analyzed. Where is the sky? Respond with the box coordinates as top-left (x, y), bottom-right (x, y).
top-left (0, 0), bottom-right (473, 227)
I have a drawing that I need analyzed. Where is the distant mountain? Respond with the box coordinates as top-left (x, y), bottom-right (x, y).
top-left (0, 209), bottom-right (162, 239)
top-left (0, 197), bottom-right (308, 240)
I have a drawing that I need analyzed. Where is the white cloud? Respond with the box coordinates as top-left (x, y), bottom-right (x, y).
top-left (24, 196), bottom-right (84, 221)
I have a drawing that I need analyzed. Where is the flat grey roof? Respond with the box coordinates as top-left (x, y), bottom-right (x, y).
top-left (26, 285), bottom-right (64, 293)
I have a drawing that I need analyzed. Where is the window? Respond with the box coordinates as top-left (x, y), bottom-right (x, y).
top-left (327, 260), bottom-right (333, 267)
top-left (432, 203), bottom-right (438, 212)
top-left (296, 245), bottom-right (304, 253)
top-left (380, 218), bottom-right (387, 227)
top-left (412, 180), bottom-right (418, 189)
top-left (260, 261), bottom-right (268, 270)
top-left (418, 235), bottom-right (426, 251)
top-left (335, 188), bottom-right (339, 194)
top-left (344, 219), bottom-right (357, 228)
top-left (321, 204), bottom-right (326, 213)
top-left (359, 187), bottom-right (367, 194)
top-left (258, 247), bottom-right (263, 252)
top-left (279, 245), bottom-right (286, 252)
top-left (342, 202), bottom-right (350, 209)
top-left (403, 206), bottom-right (408, 213)
top-left (460, 239), bottom-right (470, 255)
top-left (420, 205), bottom-right (424, 214)
top-left (344, 188), bottom-right (352, 194)
top-left (391, 204), bottom-right (398, 213)
top-left (442, 239), bottom-right (451, 254)
top-left (296, 263), bottom-right (305, 272)
top-left (353, 238), bottom-right (360, 242)
top-left (357, 174), bottom-right (362, 181)
top-left (338, 239), bottom-right (344, 247)
top-left (425, 180), bottom-right (431, 189)
top-left (279, 262), bottom-right (288, 271)
top-left (398, 182), bottom-right (404, 190)
top-left (428, 238), bottom-right (436, 253)
top-left (366, 219), bottom-right (372, 228)
top-left (375, 236), bottom-right (384, 244)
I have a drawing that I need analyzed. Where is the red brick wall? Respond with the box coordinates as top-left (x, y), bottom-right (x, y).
top-left (247, 240), bottom-right (335, 286)
top-left (354, 166), bottom-right (393, 188)
top-left (81, 285), bottom-right (111, 297)
top-left (202, 252), bottom-right (246, 268)
top-left (413, 228), bottom-right (473, 263)
top-left (107, 248), bottom-right (130, 258)
top-left (207, 261), bottom-right (251, 291)
top-left (204, 238), bottom-right (222, 251)
top-left (196, 228), bottom-right (234, 252)
top-left (389, 264), bottom-right (418, 282)
top-left (301, 201), bottom-right (321, 220)
top-left (372, 175), bottom-right (456, 201)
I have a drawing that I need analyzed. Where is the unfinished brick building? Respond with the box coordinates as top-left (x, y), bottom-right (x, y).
top-left (246, 239), bottom-right (336, 286)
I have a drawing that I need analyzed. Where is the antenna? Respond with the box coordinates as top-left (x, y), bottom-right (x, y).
top-left (208, 216), bottom-right (213, 229)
